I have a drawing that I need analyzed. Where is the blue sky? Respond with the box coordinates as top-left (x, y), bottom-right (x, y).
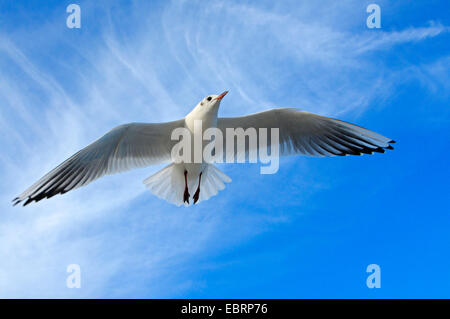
top-left (0, 0), bottom-right (449, 298)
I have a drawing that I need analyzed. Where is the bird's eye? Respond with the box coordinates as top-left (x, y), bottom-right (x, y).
top-left (207, 96), bottom-right (212, 101)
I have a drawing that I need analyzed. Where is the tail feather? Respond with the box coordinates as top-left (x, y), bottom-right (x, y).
top-left (143, 163), bottom-right (231, 206)
top-left (143, 164), bottom-right (185, 206)
top-left (198, 164), bottom-right (231, 203)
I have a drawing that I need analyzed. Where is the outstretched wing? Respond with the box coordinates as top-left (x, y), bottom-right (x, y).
top-left (13, 120), bottom-right (184, 206)
top-left (217, 108), bottom-right (395, 158)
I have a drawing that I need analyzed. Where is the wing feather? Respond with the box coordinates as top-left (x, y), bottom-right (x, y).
top-left (13, 120), bottom-right (184, 206)
top-left (217, 108), bottom-right (394, 159)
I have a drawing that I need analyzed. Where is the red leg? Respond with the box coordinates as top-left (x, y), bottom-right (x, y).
top-left (193, 172), bottom-right (202, 204)
top-left (183, 170), bottom-right (190, 204)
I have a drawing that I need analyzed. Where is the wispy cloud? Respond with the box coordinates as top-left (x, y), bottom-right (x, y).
top-left (0, 0), bottom-right (448, 297)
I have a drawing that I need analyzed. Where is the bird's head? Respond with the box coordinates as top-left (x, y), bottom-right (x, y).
top-left (196, 91), bottom-right (228, 113)
top-left (188, 91), bottom-right (228, 119)
top-left (200, 91), bottom-right (228, 108)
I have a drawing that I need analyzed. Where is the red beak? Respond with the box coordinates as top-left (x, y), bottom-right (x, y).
top-left (215, 91), bottom-right (228, 101)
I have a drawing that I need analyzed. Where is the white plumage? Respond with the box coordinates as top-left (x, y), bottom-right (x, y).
top-left (13, 91), bottom-right (394, 207)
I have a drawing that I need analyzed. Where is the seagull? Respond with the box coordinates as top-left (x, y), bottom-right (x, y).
top-left (13, 91), bottom-right (395, 207)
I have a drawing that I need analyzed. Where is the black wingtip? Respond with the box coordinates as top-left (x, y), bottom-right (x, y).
top-left (23, 198), bottom-right (34, 206)
top-left (12, 197), bottom-right (20, 206)
top-left (372, 147), bottom-right (385, 153)
top-left (389, 140), bottom-right (396, 144)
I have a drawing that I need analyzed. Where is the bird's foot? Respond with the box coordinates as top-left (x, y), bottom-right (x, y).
top-left (193, 188), bottom-right (200, 204)
top-left (193, 172), bottom-right (202, 204)
top-left (183, 189), bottom-right (190, 204)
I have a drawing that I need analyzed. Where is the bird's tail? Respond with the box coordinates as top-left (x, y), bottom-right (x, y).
top-left (143, 163), bottom-right (231, 206)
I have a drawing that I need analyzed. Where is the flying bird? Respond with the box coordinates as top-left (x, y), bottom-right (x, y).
top-left (13, 91), bottom-right (394, 207)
